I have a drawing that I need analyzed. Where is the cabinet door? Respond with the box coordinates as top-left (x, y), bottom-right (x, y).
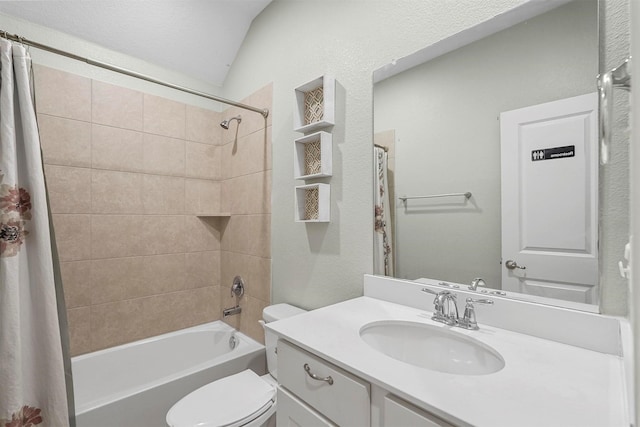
top-left (277, 387), bottom-right (336, 427)
top-left (383, 394), bottom-right (455, 427)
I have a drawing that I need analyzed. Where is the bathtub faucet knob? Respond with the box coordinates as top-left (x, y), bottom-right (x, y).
top-left (231, 276), bottom-right (245, 298)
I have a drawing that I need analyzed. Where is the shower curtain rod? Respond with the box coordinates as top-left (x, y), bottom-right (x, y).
top-left (1, 30), bottom-right (270, 118)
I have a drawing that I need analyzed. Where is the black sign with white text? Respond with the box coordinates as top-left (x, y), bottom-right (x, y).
top-left (531, 145), bottom-right (575, 162)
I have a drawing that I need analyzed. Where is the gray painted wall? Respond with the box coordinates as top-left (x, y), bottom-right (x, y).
top-left (224, 0), bottom-right (629, 314)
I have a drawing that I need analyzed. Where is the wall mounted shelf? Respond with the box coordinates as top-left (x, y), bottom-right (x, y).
top-left (295, 183), bottom-right (330, 222)
top-left (294, 75), bottom-right (335, 133)
top-left (294, 131), bottom-right (332, 179)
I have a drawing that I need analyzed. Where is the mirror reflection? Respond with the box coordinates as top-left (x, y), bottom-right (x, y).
top-left (373, 0), bottom-right (600, 306)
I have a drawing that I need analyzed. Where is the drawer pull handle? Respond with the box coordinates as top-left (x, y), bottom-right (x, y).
top-left (303, 363), bottom-right (334, 385)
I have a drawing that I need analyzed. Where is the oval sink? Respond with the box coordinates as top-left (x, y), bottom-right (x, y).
top-left (359, 320), bottom-right (505, 375)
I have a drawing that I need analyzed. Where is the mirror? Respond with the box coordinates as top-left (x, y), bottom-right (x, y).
top-left (373, 0), bottom-right (607, 309)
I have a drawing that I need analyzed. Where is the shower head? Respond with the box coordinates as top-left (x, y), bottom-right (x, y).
top-left (220, 115), bottom-right (242, 129)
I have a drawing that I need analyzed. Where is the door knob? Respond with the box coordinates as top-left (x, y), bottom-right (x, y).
top-left (505, 260), bottom-right (526, 270)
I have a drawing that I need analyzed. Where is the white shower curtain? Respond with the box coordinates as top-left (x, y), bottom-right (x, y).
top-left (373, 146), bottom-right (393, 276)
top-left (0, 39), bottom-right (71, 426)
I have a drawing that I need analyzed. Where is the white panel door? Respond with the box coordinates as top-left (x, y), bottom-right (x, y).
top-left (500, 93), bottom-right (598, 303)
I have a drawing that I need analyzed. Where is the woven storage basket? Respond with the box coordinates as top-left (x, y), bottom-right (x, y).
top-left (304, 86), bottom-right (324, 124)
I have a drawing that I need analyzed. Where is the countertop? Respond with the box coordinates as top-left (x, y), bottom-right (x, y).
top-left (267, 296), bottom-right (628, 427)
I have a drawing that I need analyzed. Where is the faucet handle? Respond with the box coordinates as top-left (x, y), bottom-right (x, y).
top-left (421, 287), bottom-right (438, 295)
top-left (459, 298), bottom-right (494, 330)
top-left (466, 297), bottom-right (493, 305)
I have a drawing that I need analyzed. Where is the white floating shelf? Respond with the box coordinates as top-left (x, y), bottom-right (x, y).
top-left (294, 75), bottom-right (335, 133)
top-left (295, 183), bottom-right (330, 222)
top-left (294, 131), bottom-right (332, 180)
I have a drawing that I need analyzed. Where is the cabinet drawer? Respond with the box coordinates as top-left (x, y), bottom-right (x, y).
top-left (383, 394), bottom-right (456, 427)
top-left (278, 340), bottom-right (370, 427)
top-left (277, 387), bottom-right (336, 427)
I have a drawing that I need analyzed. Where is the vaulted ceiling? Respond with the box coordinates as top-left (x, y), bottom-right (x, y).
top-left (0, 0), bottom-right (272, 87)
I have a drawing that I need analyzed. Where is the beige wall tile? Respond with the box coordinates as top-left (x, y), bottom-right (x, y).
top-left (142, 215), bottom-right (186, 255)
top-left (44, 165), bottom-right (91, 214)
top-left (52, 214), bottom-right (91, 261)
top-left (220, 180), bottom-right (231, 214)
top-left (141, 291), bottom-right (192, 337)
top-left (38, 115), bottom-right (92, 168)
top-left (92, 170), bottom-right (144, 214)
top-left (142, 133), bottom-right (185, 176)
top-left (185, 179), bottom-right (220, 214)
top-left (91, 257), bottom-right (144, 305)
top-left (92, 81), bottom-right (143, 130)
top-left (91, 299), bottom-right (145, 350)
top-left (226, 171), bottom-right (270, 215)
top-left (221, 214), bottom-right (270, 258)
top-left (142, 175), bottom-right (185, 215)
top-left (186, 105), bottom-right (221, 145)
top-left (144, 94), bottom-right (186, 139)
top-left (188, 286), bottom-right (220, 326)
top-left (221, 129), bottom-right (270, 179)
top-left (34, 65), bottom-right (91, 122)
top-left (61, 261), bottom-right (92, 308)
top-left (186, 142), bottom-right (219, 180)
top-left (67, 307), bottom-right (92, 356)
top-left (186, 251), bottom-right (219, 289)
top-left (91, 215), bottom-right (145, 259)
top-left (140, 254), bottom-right (186, 297)
top-left (92, 125), bottom-right (144, 172)
top-left (243, 296), bottom-right (270, 344)
top-left (220, 251), bottom-right (270, 302)
top-left (184, 216), bottom-right (221, 252)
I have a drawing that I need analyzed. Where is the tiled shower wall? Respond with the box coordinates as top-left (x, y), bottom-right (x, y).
top-left (34, 65), bottom-right (272, 355)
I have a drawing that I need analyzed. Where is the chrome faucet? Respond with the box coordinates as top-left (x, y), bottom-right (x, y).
top-left (421, 288), bottom-right (459, 326)
top-left (422, 288), bottom-right (493, 329)
top-left (469, 277), bottom-right (486, 291)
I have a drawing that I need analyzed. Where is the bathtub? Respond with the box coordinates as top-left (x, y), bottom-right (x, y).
top-left (72, 321), bottom-right (266, 427)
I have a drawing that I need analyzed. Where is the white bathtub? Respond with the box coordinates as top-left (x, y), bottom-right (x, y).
top-left (72, 321), bottom-right (266, 427)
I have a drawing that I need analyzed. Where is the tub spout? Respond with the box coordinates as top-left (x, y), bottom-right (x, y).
top-left (223, 305), bottom-right (242, 317)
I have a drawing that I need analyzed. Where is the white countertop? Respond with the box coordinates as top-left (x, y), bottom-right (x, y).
top-left (267, 296), bottom-right (628, 427)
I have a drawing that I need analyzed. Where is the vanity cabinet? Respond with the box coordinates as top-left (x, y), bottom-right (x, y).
top-left (277, 340), bottom-right (457, 427)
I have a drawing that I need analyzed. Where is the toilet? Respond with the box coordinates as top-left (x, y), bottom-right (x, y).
top-left (166, 304), bottom-right (306, 427)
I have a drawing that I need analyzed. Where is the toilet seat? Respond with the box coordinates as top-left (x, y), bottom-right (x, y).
top-left (166, 369), bottom-right (276, 427)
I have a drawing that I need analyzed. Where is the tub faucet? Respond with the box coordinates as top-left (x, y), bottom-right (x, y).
top-left (223, 276), bottom-right (245, 318)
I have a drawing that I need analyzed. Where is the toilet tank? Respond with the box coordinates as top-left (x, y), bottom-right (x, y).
top-left (262, 303), bottom-right (306, 379)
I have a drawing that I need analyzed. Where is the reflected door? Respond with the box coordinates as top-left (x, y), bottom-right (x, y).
top-left (500, 93), bottom-right (598, 303)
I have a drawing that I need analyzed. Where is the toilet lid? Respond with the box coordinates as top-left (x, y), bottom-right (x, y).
top-left (166, 369), bottom-right (276, 427)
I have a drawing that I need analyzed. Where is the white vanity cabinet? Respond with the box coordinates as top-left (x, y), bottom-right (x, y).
top-left (277, 340), bottom-right (457, 427)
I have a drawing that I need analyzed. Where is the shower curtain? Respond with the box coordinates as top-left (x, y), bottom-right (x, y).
top-left (0, 39), bottom-right (72, 426)
top-left (373, 146), bottom-right (393, 276)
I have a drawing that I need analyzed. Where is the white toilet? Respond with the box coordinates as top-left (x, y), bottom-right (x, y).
top-left (166, 304), bottom-right (306, 427)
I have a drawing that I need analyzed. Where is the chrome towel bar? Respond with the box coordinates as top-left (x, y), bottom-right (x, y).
top-left (399, 192), bottom-right (472, 203)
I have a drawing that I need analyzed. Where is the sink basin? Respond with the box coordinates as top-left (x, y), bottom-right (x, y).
top-left (359, 320), bottom-right (505, 375)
